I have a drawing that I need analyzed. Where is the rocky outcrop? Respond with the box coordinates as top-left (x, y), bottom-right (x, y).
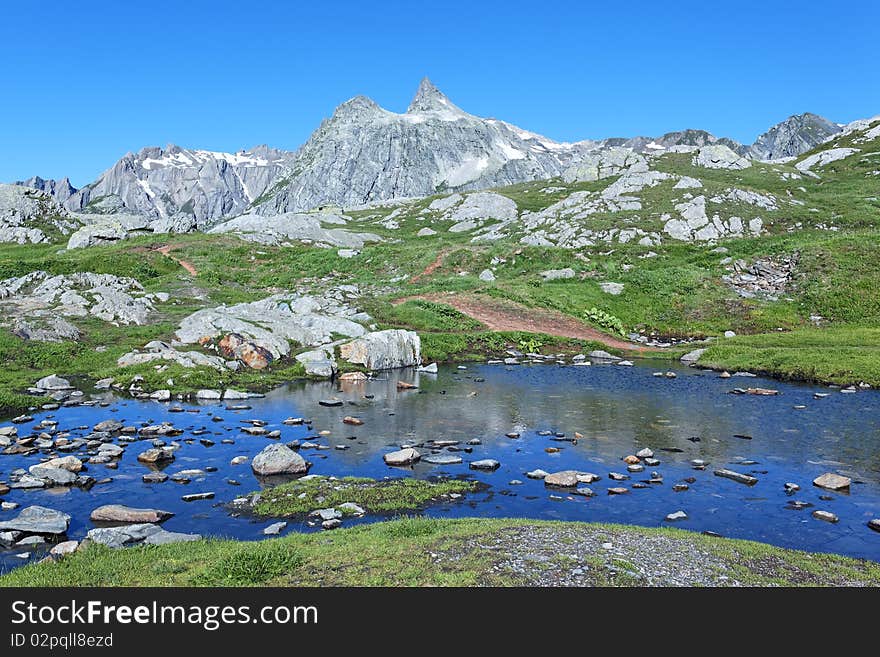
top-left (749, 113), bottom-right (841, 160)
top-left (253, 78), bottom-right (595, 214)
top-left (339, 329), bottom-right (421, 370)
top-left (208, 211), bottom-right (381, 248)
top-left (562, 147), bottom-right (647, 183)
top-left (663, 196), bottom-right (762, 242)
top-left (14, 176), bottom-right (78, 205)
top-left (65, 144), bottom-right (295, 225)
top-left (795, 147), bottom-right (860, 175)
top-left (692, 145), bottom-right (752, 170)
top-left (86, 523), bottom-right (199, 548)
top-left (722, 253), bottom-right (797, 300)
top-left (66, 212), bottom-right (151, 249)
top-left (0, 271), bottom-right (166, 328)
top-left (0, 183), bottom-right (79, 244)
top-left (175, 290), bottom-right (370, 362)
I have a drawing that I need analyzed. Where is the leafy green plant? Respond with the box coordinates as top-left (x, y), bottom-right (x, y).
top-left (583, 307), bottom-right (627, 337)
top-left (517, 337), bottom-right (544, 353)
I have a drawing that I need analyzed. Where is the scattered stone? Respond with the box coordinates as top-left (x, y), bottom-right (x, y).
top-left (714, 469), bottom-right (758, 485)
top-left (263, 522), bottom-right (288, 535)
top-left (90, 505), bottom-right (173, 524)
top-left (50, 540), bottom-right (79, 557)
top-left (181, 492), bottom-right (214, 502)
top-left (343, 416), bottom-right (364, 426)
top-left (813, 472), bottom-right (851, 491)
top-left (470, 459), bottom-right (500, 471)
top-left (137, 447), bottom-right (175, 464)
top-left (338, 502), bottom-right (366, 516)
top-left (607, 487), bottom-right (629, 495)
top-left (665, 511), bottom-right (688, 522)
top-left (812, 510), bottom-right (839, 523)
top-left (423, 454), bottom-right (463, 465)
top-left (383, 447), bottom-right (421, 466)
top-left (142, 472), bottom-right (168, 483)
top-left (526, 469), bottom-right (549, 480)
top-left (544, 471), bottom-right (579, 487)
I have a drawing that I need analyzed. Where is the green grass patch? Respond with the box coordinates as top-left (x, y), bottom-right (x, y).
top-left (701, 326), bottom-right (880, 385)
top-left (252, 476), bottom-right (480, 516)
top-left (3, 518), bottom-right (877, 587)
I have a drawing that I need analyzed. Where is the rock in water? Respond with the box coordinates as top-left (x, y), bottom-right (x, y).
top-left (137, 447), bottom-right (175, 464)
top-left (383, 448), bottom-right (421, 466)
top-left (665, 511), bottom-right (688, 522)
top-left (812, 510), bottom-right (839, 523)
top-left (812, 472), bottom-right (851, 491)
top-left (263, 522), bottom-right (287, 535)
top-left (544, 471), bottom-right (579, 487)
top-left (251, 444), bottom-right (310, 476)
top-left (89, 505), bottom-right (173, 524)
top-left (0, 506), bottom-right (71, 536)
top-left (470, 459), bottom-right (500, 471)
top-left (714, 469), bottom-right (758, 485)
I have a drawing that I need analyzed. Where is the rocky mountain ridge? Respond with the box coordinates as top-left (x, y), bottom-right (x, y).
top-left (7, 79), bottom-right (853, 224)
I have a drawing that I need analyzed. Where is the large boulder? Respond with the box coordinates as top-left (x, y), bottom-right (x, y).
top-left (693, 145), bottom-right (751, 170)
top-left (812, 472), bottom-right (851, 491)
top-left (66, 219), bottom-right (129, 249)
top-left (90, 505), bottom-right (174, 524)
top-left (340, 330), bottom-right (421, 370)
top-left (251, 444), bottom-right (310, 476)
top-left (35, 374), bottom-right (72, 391)
top-left (562, 147), bottom-right (647, 183)
top-left (383, 447), bottom-right (421, 466)
top-left (295, 347), bottom-right (337, 377)
top-left (0, 506), bottom-right (71, 536)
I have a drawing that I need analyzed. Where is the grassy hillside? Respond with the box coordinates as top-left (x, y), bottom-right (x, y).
top-left (1, 121), bottom-right (879, 412)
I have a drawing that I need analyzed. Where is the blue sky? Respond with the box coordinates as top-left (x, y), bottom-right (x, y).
top-left (2, 0), bottom-right (878, 186)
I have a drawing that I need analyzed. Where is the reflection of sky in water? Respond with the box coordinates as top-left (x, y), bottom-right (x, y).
top-left (1, 361), bottom-right (879, 572)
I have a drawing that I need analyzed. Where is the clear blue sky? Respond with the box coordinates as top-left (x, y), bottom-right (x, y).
top-left (2, 0), bottom-right (878, 186)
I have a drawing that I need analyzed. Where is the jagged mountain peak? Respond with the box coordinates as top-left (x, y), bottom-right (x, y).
top-left (334, 95), bottom-right (382, 118)
top-left (406, 77), bottom-right (464, 116)
top-left (749, 112), bottom-right (841, 160)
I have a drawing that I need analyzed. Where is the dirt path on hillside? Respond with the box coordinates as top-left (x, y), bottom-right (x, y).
top-left (409, 249), bottom-right (451, 284)
top-left (156, 245), bottom-right (198, 276)
top-left (395, 293), bottom-right (656, 352)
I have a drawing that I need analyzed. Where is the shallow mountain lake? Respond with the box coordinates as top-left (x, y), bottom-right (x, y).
top-left (1, 360), bottom-right (879, 571)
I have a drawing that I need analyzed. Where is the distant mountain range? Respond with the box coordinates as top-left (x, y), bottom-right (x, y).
top-left (10, 78), bottom-right (844, 223)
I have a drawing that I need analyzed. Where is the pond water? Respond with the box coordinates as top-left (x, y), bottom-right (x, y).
top-left (2, 360), bottom-right (879, 572)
